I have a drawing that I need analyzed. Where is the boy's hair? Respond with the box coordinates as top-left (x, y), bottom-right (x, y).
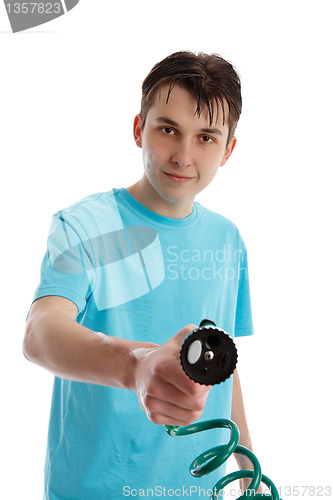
top-left (140, 51), bottom-right (242, 144)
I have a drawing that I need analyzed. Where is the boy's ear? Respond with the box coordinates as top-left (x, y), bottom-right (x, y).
top-left (133, 115), bottom-right (143, 148)
top-left (220, 136), bottom-right (237, 166)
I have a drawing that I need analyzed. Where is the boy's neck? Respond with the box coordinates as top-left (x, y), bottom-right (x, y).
top-left (126, 179), bottom-right (195, 219)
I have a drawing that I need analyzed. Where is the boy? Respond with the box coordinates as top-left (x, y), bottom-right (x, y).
top-left (24, 51), bottom-right (259, 499)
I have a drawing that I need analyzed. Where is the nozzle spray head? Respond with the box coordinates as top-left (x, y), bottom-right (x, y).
top-left (180, 320), bottom-right (238, 386)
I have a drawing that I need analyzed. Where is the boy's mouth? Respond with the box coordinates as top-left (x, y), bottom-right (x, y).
top-left (164, 172), bottom-right (195, 183)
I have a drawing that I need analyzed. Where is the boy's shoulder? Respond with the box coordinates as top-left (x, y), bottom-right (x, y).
top-left (52, 188), bottom-right (124, 239)
top-left (59, 189), bottom-right (120, 217)
top-left (195, 201), bottom-right (242, 235)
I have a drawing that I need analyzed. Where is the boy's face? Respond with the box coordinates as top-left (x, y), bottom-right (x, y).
top-left (133, 85), bottom-right (236, 217)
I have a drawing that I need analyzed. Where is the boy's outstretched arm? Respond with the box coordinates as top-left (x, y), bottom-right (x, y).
top-left (23, 295), bottom-right (210, 427)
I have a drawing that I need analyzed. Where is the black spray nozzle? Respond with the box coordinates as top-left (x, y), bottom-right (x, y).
top-left (180, 319), bottom-right (238, 386)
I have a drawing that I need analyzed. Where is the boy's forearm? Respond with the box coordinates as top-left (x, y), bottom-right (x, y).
top-left (24, 306), bottom-right (209, 426)
top-left (231, 369), bottom-right (254, 469)
top-left (23, 310), bottom-right (156, 390)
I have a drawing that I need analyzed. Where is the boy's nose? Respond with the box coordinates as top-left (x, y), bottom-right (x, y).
top-left (172, 140), bottom-right (192, 167)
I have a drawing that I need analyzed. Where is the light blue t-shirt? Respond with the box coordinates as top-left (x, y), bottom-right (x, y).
top-left (33, 188), bottom-right (254, 499)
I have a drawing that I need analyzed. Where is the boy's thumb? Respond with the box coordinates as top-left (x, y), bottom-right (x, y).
top-left (171, 324), bottom-right (198, 346)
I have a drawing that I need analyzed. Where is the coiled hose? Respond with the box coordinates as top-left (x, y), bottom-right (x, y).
top-left (165, 320), bottom-right (281, 500)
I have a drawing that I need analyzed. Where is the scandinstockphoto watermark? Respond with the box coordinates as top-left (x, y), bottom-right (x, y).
top-left (165, 245), bottom-right (248, 282)
top-left (123, 485), bottom-right (222, 497)
top-left (3, 0), bottom-right (80, 33)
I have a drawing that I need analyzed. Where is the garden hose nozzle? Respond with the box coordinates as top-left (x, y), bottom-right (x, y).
top-left (180, 319), bottom-right (238, 386)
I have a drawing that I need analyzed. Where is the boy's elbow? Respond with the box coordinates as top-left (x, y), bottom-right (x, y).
top-left (23, 318), bottom-right (38, 362)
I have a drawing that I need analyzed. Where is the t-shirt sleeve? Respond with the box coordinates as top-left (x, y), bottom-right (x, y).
top-left (32, 211), bottom-right (92, 314)
top-left (234, 245), bottom-right (254, 337)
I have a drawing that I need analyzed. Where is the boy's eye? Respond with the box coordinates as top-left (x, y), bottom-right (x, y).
top-left (200, 135), bottom-right (214, 143)
top-left (161, 127), bottom-right (175, 135)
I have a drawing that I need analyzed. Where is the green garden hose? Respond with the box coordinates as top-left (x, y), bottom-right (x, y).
top-left (165, 320), bottom-right (281, 500)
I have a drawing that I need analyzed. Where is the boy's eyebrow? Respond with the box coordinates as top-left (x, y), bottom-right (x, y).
top-left (155, 117), bottom-right (179, 127)
top-left (155, 116), bottom-right (223, 136)
top-left (200, 127), bottom-right (223, 136)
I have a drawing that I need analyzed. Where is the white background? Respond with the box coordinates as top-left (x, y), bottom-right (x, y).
top-left (1, 0), bottom-right (332, 498)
